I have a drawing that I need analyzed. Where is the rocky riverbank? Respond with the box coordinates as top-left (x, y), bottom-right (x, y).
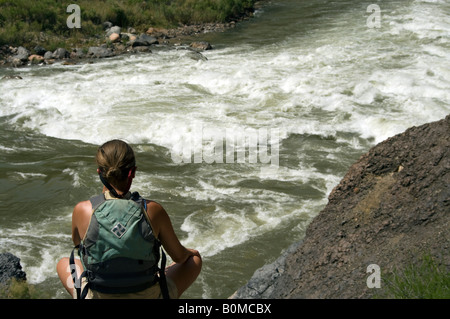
top-left (232, 115), bottom-right (450, 299)
top-left (0, 24), bottom-right (219, 68)
top-left (0, 1), bottom-right (266, 69)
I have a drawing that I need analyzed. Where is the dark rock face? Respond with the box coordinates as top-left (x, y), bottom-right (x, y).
top-left (231, 241), bottom-right (303, 299)
top-left (0, 253), bottom-right (27, 285)
top-left (233, 115), bottom-right (449, 299)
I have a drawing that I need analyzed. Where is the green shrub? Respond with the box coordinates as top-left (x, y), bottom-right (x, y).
top-left (379, 254), bottom-right (450, 299)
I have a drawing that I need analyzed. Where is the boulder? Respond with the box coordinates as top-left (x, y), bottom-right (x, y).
top-left (28, 54), bottom-right (45, 64)
top-left (43, 51), bottom-right (53, 60)
top-left (103, 21), bottom-right (113, 30)
top-left (109, 33), bottom-right (121, 43)
top-left (70, 48), bottom-right (85, 59)
top-left (190, 41), bottom-right (212, 51)
top-left (231, 241), bottom-right (302, 299)
top-left (87, 46), bottom-right (115, 58)
top-left (8, 46), bottom-right (30, 65)
top-left (33, 46), bottom-right (46, 56)
top-left (16, 46), bottom-right (30, 61)
top-left (132, 34), bottom-right (159, 47)
top-left (52, 48), bottom-right (69, 59)
top-left (185, 50), bottom-right (208, 61)
top-left (129, 35), bottom-right (137, 43)
top-left (0, 253), bottom-right (26, 285)
top-left (106, 26), bottom-right (121, 37)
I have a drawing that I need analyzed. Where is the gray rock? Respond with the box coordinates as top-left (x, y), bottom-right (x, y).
top-left (87, 46), bottom-right (115, 58)
top-left (230, 241), bottom-right (302, 299)
top-left (70, 48), bottom-right (85, 59)
top-left (44, 51), bottom-right (53, 60)
top-left (185, 50), bottom-right (208, 61)
top-left (13, 46), bottom-right (30, 62)
top-left (103, 21), bottom-right (113, 30)
top-left (52, 48), bottom-right (68, 59)
top-left (0, 253), bottom-right (26, 285)
top-left (106, 26), bottom-right (121, 37)
top-left (132, 34), bottom-right (159, 47)
top-left (6, 46), bottom-right (29, 66)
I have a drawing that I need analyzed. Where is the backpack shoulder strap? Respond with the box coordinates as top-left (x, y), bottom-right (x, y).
top-left (89, 194), bottom-right (106, 211)
top-left (130, 192), bottom-right (153, 223)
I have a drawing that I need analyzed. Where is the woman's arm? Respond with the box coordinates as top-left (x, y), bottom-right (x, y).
top-left (71, 200), bottom-right (92, 246)
top-left (146, 201), bottom-right (200, 264)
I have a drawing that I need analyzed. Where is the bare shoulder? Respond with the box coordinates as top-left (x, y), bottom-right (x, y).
top-left (74, 200), bottom-right (92, 215)
top-left (146, 200), bottom-right (169, 224)
top-left (146, 200), bottom-right (166, 216)
top-left (145, 200), bottom-right (169, 239)
top-left (72, 200), bottom-right (93, 229)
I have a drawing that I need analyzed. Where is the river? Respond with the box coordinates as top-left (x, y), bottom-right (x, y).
top-left (0, 0), bottom-right (449, 298)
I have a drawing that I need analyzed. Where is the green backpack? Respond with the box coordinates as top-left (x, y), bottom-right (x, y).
top-left (69, 191), bottom-right (169, 299)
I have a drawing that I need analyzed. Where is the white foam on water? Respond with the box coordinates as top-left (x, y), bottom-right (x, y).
top-left (0, 145), bottom-right (15, 152)
top-left (179, 196), bottom-right (325, 259)
top-left (180, 207), bottom-right (257, 257)
top-left (62, 168), bottom-right (82, 188)
top-left (1, 35), bottom-right (447, 150)
top-left (24, 249), bottom-right (56, 284)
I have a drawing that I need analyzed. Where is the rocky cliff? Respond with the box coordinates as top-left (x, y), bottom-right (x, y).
top-left (233, 115), bottom-right (449, 299)
top-left (0, 253), bottom-right (27, 287)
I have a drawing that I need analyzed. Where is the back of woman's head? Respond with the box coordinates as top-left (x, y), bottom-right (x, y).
top-left (96, 140), bottom-right (136, 191)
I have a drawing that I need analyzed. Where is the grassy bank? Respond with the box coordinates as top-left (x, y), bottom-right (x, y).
top-left (0, 0), bottom-right (255, 50)
top-left (377, 254), bottom-right (450, 299)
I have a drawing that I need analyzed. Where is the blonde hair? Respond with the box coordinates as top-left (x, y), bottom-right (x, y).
top-left (96, 140), bottom-right (136, 192)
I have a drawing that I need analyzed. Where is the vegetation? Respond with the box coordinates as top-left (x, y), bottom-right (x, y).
top-left (0, 278), bottom-right (50, 299)
top-left (377, 254), bottom-right (450, 299)
top-left (0, 0), bottom-right (255, 49)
